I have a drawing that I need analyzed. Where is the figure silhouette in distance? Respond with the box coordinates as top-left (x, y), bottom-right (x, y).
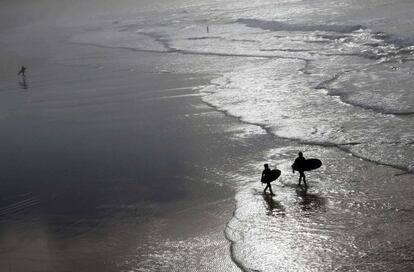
top-left (261, 163), bottom-right (275, 196)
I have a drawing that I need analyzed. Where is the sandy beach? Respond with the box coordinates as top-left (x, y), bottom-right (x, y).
top-left (1, 0), bottom-right (413, 271)
top-left (0, 10), bottom-right (243, 271)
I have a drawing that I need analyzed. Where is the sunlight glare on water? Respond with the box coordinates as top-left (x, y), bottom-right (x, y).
top-left (73, 0), bottom-right (414, 270)
top-left (2, 0), bottom-right (412, 271)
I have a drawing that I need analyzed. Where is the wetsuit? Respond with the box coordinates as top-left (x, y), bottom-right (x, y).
top-left (293, 156), bottom-right (307, 186)
top-left (262, 168), bottom-right (274, 195)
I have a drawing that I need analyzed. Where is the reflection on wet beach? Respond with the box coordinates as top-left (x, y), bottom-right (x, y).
top-left (19, 76), bottom-right (28, 89)
top-left (295, 185), bottom-right (326, 213)
top-left (263, 194), bottom-right (285, 217)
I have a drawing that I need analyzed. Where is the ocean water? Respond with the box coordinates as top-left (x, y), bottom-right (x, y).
top-left (3, 0), bottom-right (414, 271)
top-left (70, 0), bottom-right (414, 171)
top-left (69, 0), bottom-right (414, 271)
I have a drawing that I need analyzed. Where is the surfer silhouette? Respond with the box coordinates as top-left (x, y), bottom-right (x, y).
top-left (18, 66), bottom-right (26, 77)
top-left (261, 164), bottom-right (275, 196)
top-left (292, 152), bottom-right (307, 187)
top-left (17, 66), bottom-right (28, 89)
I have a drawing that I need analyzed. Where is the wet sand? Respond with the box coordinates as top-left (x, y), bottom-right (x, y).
top-left (2, 1), bottom-right (413, 271)
top-left (0, 21), bottom-right (243, 271)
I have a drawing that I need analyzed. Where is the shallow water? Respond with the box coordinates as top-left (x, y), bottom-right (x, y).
top-left (1, 0), bottom-right (414, 271)
top-left (75, 0), bottom-right (414, 270)
top-left (70, 0), bottom-right (414, 169)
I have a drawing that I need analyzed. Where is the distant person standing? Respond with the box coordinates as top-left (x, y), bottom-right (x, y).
top-left (18, 65), bottom-right (26, 77)
top-left (292, 152), bottom-right (307, 187)
top-left (206, 26), bottom-right (209, 33)
top-left (261, 164), bottom-right (275, 196)
top-left (17, 66), bottom-right (28, 89)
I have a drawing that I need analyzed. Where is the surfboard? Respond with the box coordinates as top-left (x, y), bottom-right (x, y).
top-left (266, 169), bottom-right (281, 182)
top-left (292, 158), bottom-right (322, 172)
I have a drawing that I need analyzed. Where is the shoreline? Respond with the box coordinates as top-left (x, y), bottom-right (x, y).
top-left (1, 1), bottom-right (413, 271)
top-left (0, 22), bottom-right (245, 271)
top-left (201, 98), bottom-right (412, 175)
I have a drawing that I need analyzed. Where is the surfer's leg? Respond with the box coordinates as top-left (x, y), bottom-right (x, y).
top-left (269, 184), bottom-right (275, 196)
top-left (299, 171), bottom-right (306, 185)
top-left (302, 173), bottom-right (307, 187)
top-left (263, 184), bottom-right (268, 193)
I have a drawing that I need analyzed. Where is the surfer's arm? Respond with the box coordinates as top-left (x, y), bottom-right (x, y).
top-left (261, 171), bottom-right (266, 182)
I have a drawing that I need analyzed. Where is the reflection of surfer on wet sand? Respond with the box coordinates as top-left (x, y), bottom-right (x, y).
top-left (295, 186), bottom-right (326, 211)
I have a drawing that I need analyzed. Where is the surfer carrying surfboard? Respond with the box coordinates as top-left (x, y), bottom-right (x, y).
top-left (261, 164), bottom-right (277, 196)
top-left (291, 152), bottom-right (322, 187)
top-left (292, 152), bottom-right (307, 187)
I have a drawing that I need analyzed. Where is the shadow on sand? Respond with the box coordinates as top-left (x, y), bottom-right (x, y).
top-left (295, 185), bottom-right (326, 212)
top-left (263, 194), bottom-right (285, 217)
top-left (19, 76), bottom-right (28, 89)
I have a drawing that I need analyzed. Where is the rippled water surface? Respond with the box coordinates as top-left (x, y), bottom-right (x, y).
top-left (2, 0), bottom-right (414, 271)
top-left (77, 0), bottom-right (414, 270)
